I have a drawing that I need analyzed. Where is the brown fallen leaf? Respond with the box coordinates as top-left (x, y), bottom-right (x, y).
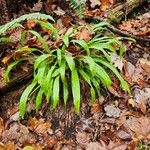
top-left (133, 87), bottom-right (150, 114)
top-left (31, 1), bottom-right (43, 12)
top-left (86, 142), bottom-right (107, 150)
top-left (54, 139), bottom-right (71, 150)
top-left (61, 16), bottom-right (72, 28)
top-left (26, 19), bottom-right (37, 29)
top-left (76, 27), bottom-right (92, 42)
top-left (54, 7), bottom-right (66, 16)
top-left (119, 12), bottom-right (150, 36)
top-left (100, 0), bottom-right (114, 11)
top-left (107, 140), bottom-right (127, 150)
top-left (112, 144), bottom-right (128, 150)
top-left (110, 53), bottom-right (124, 71)
top-left (91, 101), bottom-right (101, 114)
top-left (139, 58), bottom-right (150, 75)
top-left (28, 117), bottom-right (51, 136)
top-left (43, 136), bottom-right (58, 149)
top-left (128, 116), bottom-right (150, 140)
top-left (0, 142), bottom-right (15, 150)
top-left (44, 0), bottom-right (53, 14)
top-left (2, 122), bottom-right (36, 145)
top-left (76, 132), bottom-right (90, 148)
top-left (139, 100), bottom-right (147, 114)
top-left (125, 59), bottom-right (150, 86)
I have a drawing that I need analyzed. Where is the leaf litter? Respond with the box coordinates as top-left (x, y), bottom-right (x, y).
top-left (0, 0), bottom-right (150, 149)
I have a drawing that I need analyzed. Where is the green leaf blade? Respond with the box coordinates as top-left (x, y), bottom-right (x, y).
top-left (19, 81), bottom-right (37, 119)
top-left (52, 76), bottom-right (60, 109)
top-left (71, 68), bottom-right (80, 114)
top-left (35, 89), bottom-right (43, 112)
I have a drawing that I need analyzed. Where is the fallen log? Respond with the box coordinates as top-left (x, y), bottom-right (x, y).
top-left (107, 0), bottom-right (147, 23)
top-left (84, 0), bottom-right (150, 42)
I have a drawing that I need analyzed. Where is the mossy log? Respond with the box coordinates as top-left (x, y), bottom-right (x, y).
top-left (107, 0), bottom-right (147, 23)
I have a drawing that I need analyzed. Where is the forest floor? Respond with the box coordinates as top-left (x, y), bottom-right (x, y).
top-left (0, 0), bottom-right (150, 149)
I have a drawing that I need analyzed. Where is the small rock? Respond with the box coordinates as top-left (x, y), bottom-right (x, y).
top-left (104, 105), bottom-right (121, 118)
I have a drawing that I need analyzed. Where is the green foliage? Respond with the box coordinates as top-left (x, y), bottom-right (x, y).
top-left (2, 14), bottom-right (130, 119)
top-left (138, 141), bottom-right (150, 150)
top-left (0, 13), bottom-right (54, 35)
top-left (66, 0), bottom-right (87, 18)
top-left (0, 37), bottom-right (15, 43)
top-left (22, 146), bottom-right (34, 150)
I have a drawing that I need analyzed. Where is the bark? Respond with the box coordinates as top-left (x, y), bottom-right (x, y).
top-left (107, 0), bottom-right (147, 23)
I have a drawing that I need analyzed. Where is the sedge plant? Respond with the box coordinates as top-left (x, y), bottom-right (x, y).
top-left (1, 13), bottom-right (130, 119)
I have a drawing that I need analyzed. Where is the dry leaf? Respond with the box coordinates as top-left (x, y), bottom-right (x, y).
top-left (26, 19), bottom-right (37, 29)
top-left (0, 142), bottom-right (15, 150)
top-left (54, 7), bottom-right (66, 16)
top-left (44, 0), bottom-right (53, 14)
top-left (28, 117), bottom-right (51, 136)
top-left (76, 132), bottom-right (90, 148)
top-left (110, 53), bottom-right (124, 71)
top-left (119, 12), bottom-right (150, 36)
top-left (91, 101), bottom-right (101, 114)
top-left (128, 98), bottom-right (135, 107)
top-left (129, 117), bottom-right (150, 140)
top-left (125, 59), bottom-right (150, 85)
top-left (31, 1), bottom-right (43, 12)
top-left (9, 28), bottom-right (23, 42)
top-left (90, 0), bottom-right (101, 8)
top-left (104, 105), bottom-right (121, 118)
top-left (100, 0), bottom-right (113, 11)
top-left (76, 27), bottom-right (92, 42)
top-left (133, 87), bottom-right (150, 113)
top-left (2, 123), bottom-right (36, 144)
top-left (139, 100), bottom-right (147, 114)
top-left (107, 140), bottom-right (128, 150)
top-left (86, 142), bottom-right (106, 150)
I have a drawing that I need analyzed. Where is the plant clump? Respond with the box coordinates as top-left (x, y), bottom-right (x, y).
top-left (0, 13), bottom-right (130, 119)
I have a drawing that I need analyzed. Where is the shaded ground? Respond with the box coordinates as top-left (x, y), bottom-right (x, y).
top-left (0, 0), bottom-right (150, 149)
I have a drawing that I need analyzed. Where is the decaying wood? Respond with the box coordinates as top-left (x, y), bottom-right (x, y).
top-left (84, 0), bottom-right (150, 42)
top-left (107, 0), bottom-right (147, 23)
